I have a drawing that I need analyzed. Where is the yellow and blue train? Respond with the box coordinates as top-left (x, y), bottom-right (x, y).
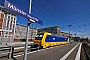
top-left (33, 32), bottom-right (68, 48)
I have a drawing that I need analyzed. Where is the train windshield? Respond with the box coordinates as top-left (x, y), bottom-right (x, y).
top-left (35, 33), bottom-right (44, 40)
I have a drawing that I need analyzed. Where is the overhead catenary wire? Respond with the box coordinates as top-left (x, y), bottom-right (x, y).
top-left (32, 2), bottom-right (59, 21)
top-left (70, 17), bottom-right (90, 38)
top-left (40, 0), bottom-right (90, 38)
top-left (40, 0), bottom-right (61, 18)
top-left (72, 15), bottom-right (90, 30)
top-left (86, 22), bottom-right (90, 30)
top-left (22, 0), bottom-right (90, 25)
top-left (22, 0), bottom-right (90, 38)
top-left (22, 0), bottom-right (90, 26)
top-left (61, 14), bottom-right (90, 32)
top-left (22, 0), bottom-right (50, 19)
top-left (82, 14), bottom-right (90, 38)
top-left (83, 22), bottom-right (90, 38)
top-left (22, 0), bottom-right (61, 23)
top-left (71, 13), bottom-right (90, 30)
top-left (82, 17), bottom-right (90, 38)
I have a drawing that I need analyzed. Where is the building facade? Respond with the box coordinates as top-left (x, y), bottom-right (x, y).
top-left (0, 6), bottom-right (17, 43)
top-left (37, 26), bottom-right (72, 38)
top-left (37, 26), bottom-right (60, 36)
top-left (14, 24), bottom-right (37, 42)
top-left (60, 32), bottom-right (65, 37)
top-left (60, 32), bottom-right (72, 38)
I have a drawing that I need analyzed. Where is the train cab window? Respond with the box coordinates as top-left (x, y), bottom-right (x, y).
top-left (39, 35), bottom-right (43, 37)
top-left (46, 35), bottom-right (51, 38)
top-left (35, 33), bottom-right (44, 40)
top-left (35, 35), bottom-right (39, 37)
top-left (35, 34), bottom-right (43, 37)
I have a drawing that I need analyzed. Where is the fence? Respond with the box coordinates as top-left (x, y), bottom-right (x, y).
top-left (0, 46), bottom-right (13, 60)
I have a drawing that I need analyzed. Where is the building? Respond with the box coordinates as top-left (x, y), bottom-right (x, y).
top-left (0, 6), bottom-right (17, 43)
top-left (70, 34), bottom-right (72, 38)
top-left (14, 25), bottom-right (73, 42)
top-left (37, 26), bottom-right (72, 37)
top-left (73, 37), bottom-right (80, 41)
top-left (60, 32), bottom-right (65, 37)
top-left (14, 25), bottom-right (72, 42)
top-left (60, 32), bottom-right (72, 38)
top-left (37, 26), bottom-right (60, 36)
top-left (14, 24), bottom-right (37, 42)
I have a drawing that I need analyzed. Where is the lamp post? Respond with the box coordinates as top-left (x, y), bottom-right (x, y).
top-left (74, 34), bottom-right (76, 41)
top-left (84, 25), bottom-right (86, 37)
top-left (68, 24), bottom-right (72, 43)
top-left (77, 31), bottom-right (81, 42)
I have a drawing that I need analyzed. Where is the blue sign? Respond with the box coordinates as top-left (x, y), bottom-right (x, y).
top-left (4, 0), bottom-right (43, 25)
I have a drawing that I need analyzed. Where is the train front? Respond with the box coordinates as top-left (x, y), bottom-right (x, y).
top-left (33, 33), bottom-right (44, 48)
top-left (33, 32), bottom-right (52, 48)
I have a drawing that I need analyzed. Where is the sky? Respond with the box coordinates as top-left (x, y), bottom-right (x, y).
top-left (0, 0), bottom-right (90, 38)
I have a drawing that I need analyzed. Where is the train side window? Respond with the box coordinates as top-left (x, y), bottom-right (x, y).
top-left (46, 35), bottom-right (51, 38)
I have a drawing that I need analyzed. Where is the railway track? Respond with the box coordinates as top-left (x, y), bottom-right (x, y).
top-left (13, 49), bottom-right (31, 56)
top-left (83, 43), bottom-right (90, 60)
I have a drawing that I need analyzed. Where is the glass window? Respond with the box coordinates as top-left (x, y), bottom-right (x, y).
top-left (12, 30), bottom-right (14, 32)
top-left (2, 10), bottom-right (4, 13)
top-left (7, 25), bottom-right (9, 28)
top-left (13, 14), bottom-right (16, 17)
top-left (8, 13), bottom-right (10, 15)
top-left (8, 16), bottom-right (10, 19)
top-left (35, 34), bottom-right (43, 37)
top-left (8, 20), bottom-right (9, 23)
top-left (0, 9), bottom-right (1, 11)
top-left (10, 25), bottom-right (12, 28)
top-left (14, 18), bottom-right (16, 20)
top-left (4, 19), bottom-right (6, 22)
top-left (5, 13), bottom-right (7, 17)
top-left (3, 26), bottom-right (5, 30)
top-left (11, 17), bottom-right (13, 20)
top-left (35, 33), bottom-right (44, 40)
top-left (39, 35), bottom-right (43, 37)
top-left (35, 35), bottom-right (39, 37)
top-left (11, 14), bottom-right (13, 16)
top-left (46, 35), bottom-right (51, 38)
top-left (13, 26), bottom-right (14, 28)
top-left (11, 21), bottom-right (12, 24)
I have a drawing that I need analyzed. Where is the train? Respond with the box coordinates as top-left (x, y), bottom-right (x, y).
top-left (31, 32), bottom-right (68, 49)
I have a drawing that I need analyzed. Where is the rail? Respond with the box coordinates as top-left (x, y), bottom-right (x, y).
top-left (83, 43), bottom-right (90, 60)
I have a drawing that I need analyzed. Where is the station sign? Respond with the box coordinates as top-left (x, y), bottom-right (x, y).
top-left (4, 0), bottom-right (43, 25)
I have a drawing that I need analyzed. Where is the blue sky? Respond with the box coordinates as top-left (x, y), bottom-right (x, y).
top-left (0, 0), bottom-right (90, 38)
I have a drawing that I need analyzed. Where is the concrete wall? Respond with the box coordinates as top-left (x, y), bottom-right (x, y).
top-left (0, 38), bottom-right (14, 43)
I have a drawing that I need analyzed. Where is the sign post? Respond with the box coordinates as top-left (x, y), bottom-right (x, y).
top-left (23, 0), bottom-right (32, 60)
top-left (4, 0), bottom-right (43, 60)
top-left (24, 20), bottom-right (31, 60)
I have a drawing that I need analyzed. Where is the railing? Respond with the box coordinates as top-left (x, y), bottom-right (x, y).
top-left (0, 46), bottom-right (13, 60)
